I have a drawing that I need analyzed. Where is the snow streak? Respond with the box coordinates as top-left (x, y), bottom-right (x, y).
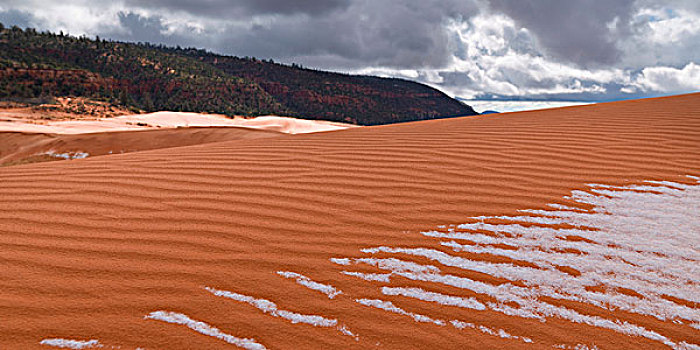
top-left (204, 286), bottom-right (356, 338)
top-left (144, 311), bottom-right (266, 350)
top-left (355, 298), bottom-right (445, 326)
top-left (39, 339), bottom-right (101, 349)
top-left (277, 271), bottom-right (343, 299)
top-left (352, 297), bottom-right (532, 343)
top-left (450, 320), bottom-right (533, 343)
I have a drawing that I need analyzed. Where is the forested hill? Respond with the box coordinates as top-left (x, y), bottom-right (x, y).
top-left (0, 24), bottom-right (476, 125)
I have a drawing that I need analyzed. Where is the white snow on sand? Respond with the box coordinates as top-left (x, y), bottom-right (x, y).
top-left (145, 311), bottom-right (266, 350)
top-left (277, 271), bottom-right (343, 299)
top-left (205, 286), bottom-right (337, 327)
top-left (39, 339), bottom-right (101, 349)
top-left (337, 176), bottom-right (700, 349)
top-left (329, 258), bottom-right (351, 266)
top-left (450, 320), bottom-right (533, 343)
top-left (382, 286), bottom-right (485, 310)
top-left (353, 298), bottom-right (532, 343)
top-left (341, 271), bottom-right (392, 282)
top-left (42, 150), bottom-right (90, 160)
top-left (204, 286), bottom-right (356, 338)
top-left (355, 298), bottom-right (445, 326)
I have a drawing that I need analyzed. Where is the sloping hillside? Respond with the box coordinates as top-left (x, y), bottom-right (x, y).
top-left (0, 24), bottom-right (476, 125)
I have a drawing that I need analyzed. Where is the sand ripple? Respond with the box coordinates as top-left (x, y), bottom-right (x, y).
top-left (1, 93), bottom-right (699, 349)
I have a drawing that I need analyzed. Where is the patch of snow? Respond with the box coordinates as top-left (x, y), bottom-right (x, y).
top-left (330, 258), bottom-right (351, 266)
top-left (340, 178), bottom-right (700, 349)
top-left (341, 271), bottom-right (392, 282)
top-left (353, 257), bottom-right (441, 274)
top-left (553, 344), bottom-right (600, 350)
top-left (204, 286), bottom-right (356, 338)
top-left (205, 286), bottom-right (336, 327)
top-left (145, 311), bottom-right (266, 350)
top-left (276, 271), bottom-right (343, 299)
top-left (450, 320), bottom-right (533, 343)
top-left (382, 286), bottom-right (485, 310)
top-left (338, 325), bottom-right (360, 341)
top-left (39, 339), bottom-right (101, 349)
top-left (42, 150), bottom-right (90, 160)
top-left (354, 298), bottom-right (445, 326)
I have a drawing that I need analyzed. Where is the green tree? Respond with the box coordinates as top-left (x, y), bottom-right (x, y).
top-left (142, 91), bottom-right (154, 111)
top-left (119, 88), bottom-right (130, 107)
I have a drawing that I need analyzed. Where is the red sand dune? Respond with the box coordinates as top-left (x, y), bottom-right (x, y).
top-left (0, 127), bottom-right (282, 166)
top-left (0, 93), bottom-right (699, 350)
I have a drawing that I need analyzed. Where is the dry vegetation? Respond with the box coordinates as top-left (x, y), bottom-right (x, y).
top-left (0, 97), bottom-right (133, 121)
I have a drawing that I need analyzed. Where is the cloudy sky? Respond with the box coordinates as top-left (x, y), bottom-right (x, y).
top-left (1, 0), bottom-right (698, 101)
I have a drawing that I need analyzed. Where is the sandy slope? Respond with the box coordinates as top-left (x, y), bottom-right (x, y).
top-left (0, 93), bottom-right (698, 350)
top-left (0, 127), bottom-right (282, 166)
top-left (0, 111), bottom-right (357, 134)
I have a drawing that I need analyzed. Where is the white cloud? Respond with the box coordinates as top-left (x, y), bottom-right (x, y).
top-left (634, 7), bottom-right (700, 43)
top-left (350, 13), bottom-right (632, 99)
top-left (630, 62), bottom-right (700, 92)
top-left (617, 6), bottom-right (700, 70)
top-left (348, 5), bottom-right (698, 100)
top-left (3, 0), bottom-right (125, 36)
top-left (460, 100), bottom-right (593, 114)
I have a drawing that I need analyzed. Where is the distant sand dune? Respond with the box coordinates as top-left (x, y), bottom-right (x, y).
top-left (0, 126), bottom-right (282, 166)
top-left (0, 112), bottom-right (357, 166)
top-left (0, 111), bottom-right (357, 135)
top-left (0, 93), bottom-right (699, 349)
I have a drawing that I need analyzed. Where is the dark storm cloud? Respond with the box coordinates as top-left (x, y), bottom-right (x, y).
top-left (488, 0), bottom-right (636, 66)
top-left (102, 0), bottom-right (645, 69)
top-left (213, 0), bottom-right (480, 69)
top-left (0, 0), bottom-right (640, 68)
top-left (113, 12), bottom-right (173, 43)
top-left (123, 0), bottom-right (351, 18)
top-left (92, 1), bottom-right (480, 70)
top-left (104, 12), bottom-right (204, 49)
top-left (0, 0), bottom-right (697, 99)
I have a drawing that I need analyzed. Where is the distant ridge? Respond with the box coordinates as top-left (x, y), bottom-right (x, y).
top-left (0, 24), bottom-right (476, 125)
